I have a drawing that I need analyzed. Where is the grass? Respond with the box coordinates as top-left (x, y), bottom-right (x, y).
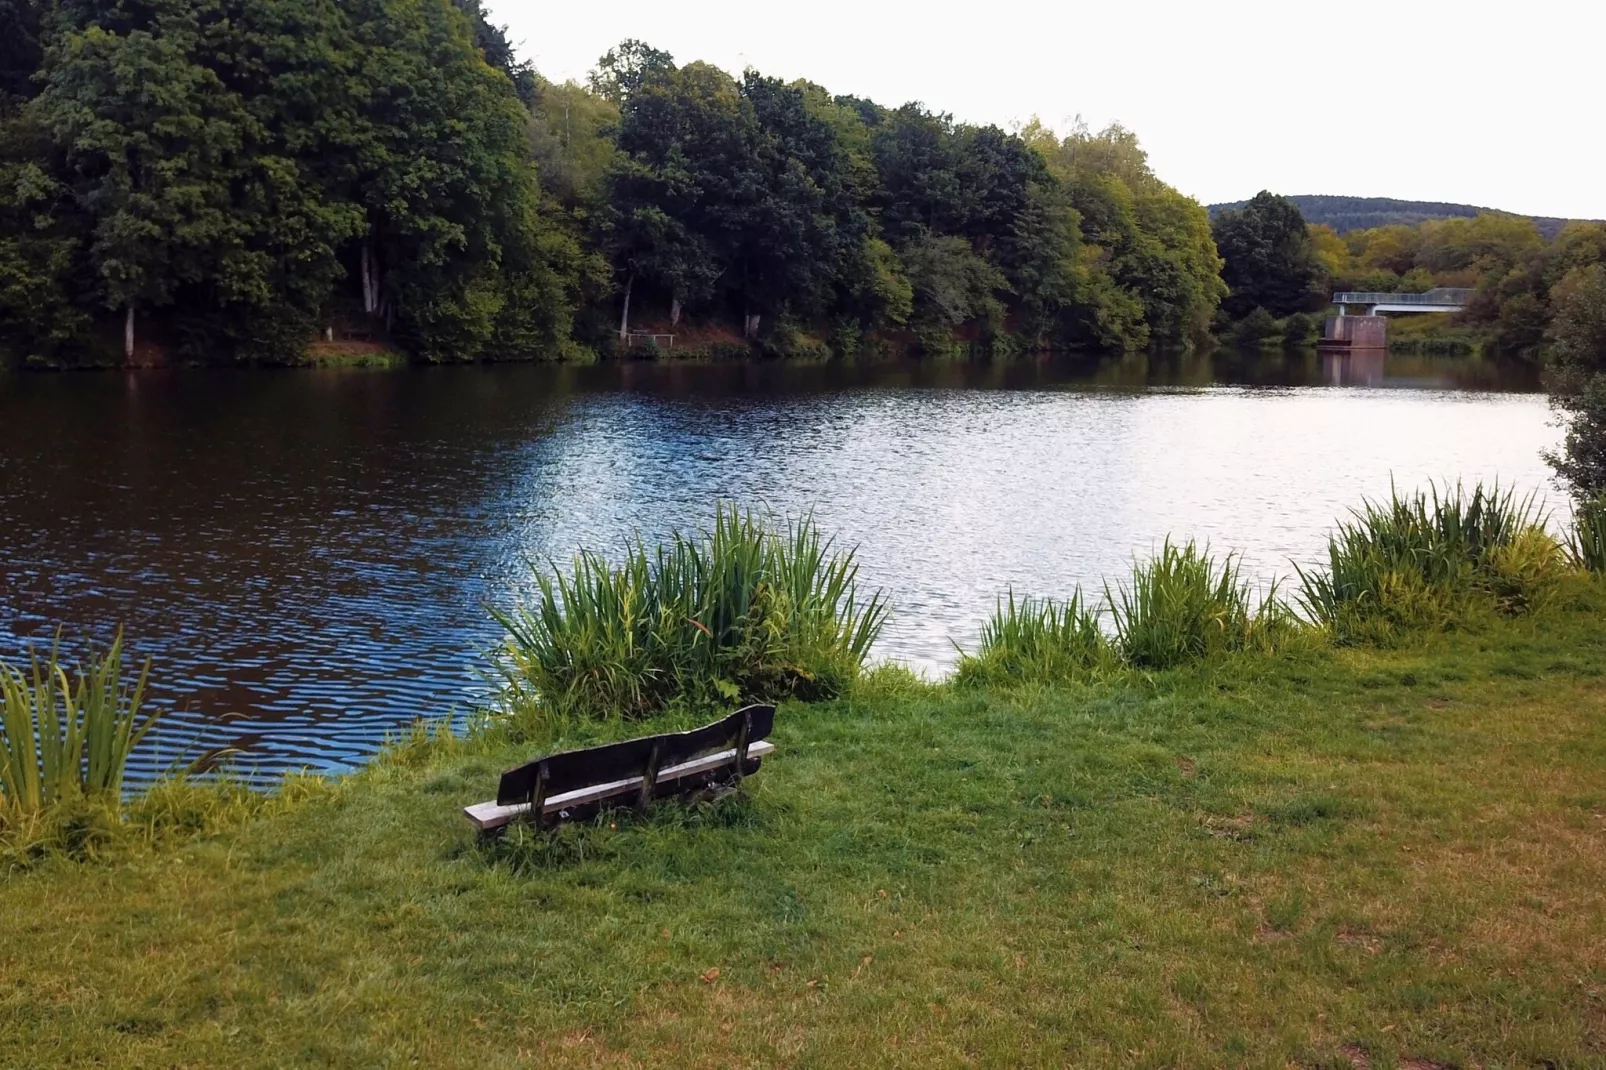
top-left (953, 590), bottom-right (1110, 688)
top-left (955, 542), bottom-right (1292, 687)
top-left (490, 506), bottom-right (886, 733)
top-left (1108, 539), bottom-right (1286, 668)
top-left (5, 495), bottom-right (1606, 1065)
top-left (2, 585), bottom-right (1605, 1066)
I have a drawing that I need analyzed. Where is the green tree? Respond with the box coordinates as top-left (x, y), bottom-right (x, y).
top-left (1546, 264), bottom-right (1606, 497)
top-left (1212, 191), bottom-right (1325, 320)
top-left (0, 0), bottom-right (44, 103)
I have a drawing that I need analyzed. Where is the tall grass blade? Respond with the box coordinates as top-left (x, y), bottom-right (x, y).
top-left (0, 629), bottom-right (162, 817)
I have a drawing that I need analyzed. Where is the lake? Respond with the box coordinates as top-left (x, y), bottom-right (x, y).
top-left (0, 351), bottom-right (1562, 778)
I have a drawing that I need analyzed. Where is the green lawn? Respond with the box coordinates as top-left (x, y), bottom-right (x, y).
top-left (4, 589), bottom-right (1606, 1067)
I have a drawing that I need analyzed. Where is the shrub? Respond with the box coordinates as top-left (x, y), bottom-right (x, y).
top-left (1483, 528), bottom-right (1571, 614)
top-left (954, 591), bottom-right (1111, 688)
top-left (491, 507), bottom-right (888, 728)
top-left (1231, 307), bottom-right (1282, 348)
top-left (1107, 540), bottom-right (1282, 669)
top-left (1, 630), bottom-right (160, 816)
top-left (1297, 481), bottom-right (1558, 642)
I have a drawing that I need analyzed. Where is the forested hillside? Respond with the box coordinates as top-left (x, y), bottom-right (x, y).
top-left (0, 0), bottom-right (1223, 365)
top-left (1208, 195), bottom-right (1590, 240)
top-left (3, 0), bottom-right (1602, 371)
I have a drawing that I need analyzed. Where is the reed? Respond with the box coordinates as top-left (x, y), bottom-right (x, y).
top-left (953, 590), bottom-right (1110, 688)
top-left (0, 630), bottom-right (160, 817)
top-left (1296, 481), bottom-right (1560, 642)
top-left (491, 506), bottom-right (887, 726)
top-left (1107, 539), bottom-right (1275, 669)
top-left (1569, 496), bottom-right (1606, 574)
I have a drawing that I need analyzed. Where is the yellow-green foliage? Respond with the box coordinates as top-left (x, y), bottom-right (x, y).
top-left (1482, 527), bottom-right (1571, 614)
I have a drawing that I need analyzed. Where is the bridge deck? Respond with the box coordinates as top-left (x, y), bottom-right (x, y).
top-left (1332, 287), bottom-right (1471, 312)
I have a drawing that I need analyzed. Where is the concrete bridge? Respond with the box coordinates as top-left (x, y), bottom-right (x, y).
top-left (1332, 288), bottom-right (1472, 316)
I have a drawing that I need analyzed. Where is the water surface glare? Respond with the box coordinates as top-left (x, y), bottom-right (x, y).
top-left (0, 354), bottom-right (1561, 777)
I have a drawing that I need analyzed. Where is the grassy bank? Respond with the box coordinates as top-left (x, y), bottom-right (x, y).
top-left (2, 585), bottom-right (1605, 1066)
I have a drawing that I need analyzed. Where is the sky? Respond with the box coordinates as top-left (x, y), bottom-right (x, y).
top-left (485, 0), bottom-right (1606, 220)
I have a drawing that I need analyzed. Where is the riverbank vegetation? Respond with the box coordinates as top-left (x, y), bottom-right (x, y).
top-left (0, 0), bottom-right (1223, 368)
top-left (1208, 191), bottom-right (1606, 364)
top-left (490, 507), bottom-right (886, 733)
top-left (3, 493), bottom-right (1606, 1065)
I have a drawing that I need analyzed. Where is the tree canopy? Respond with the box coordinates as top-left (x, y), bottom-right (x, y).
top-left (1, 24), bottom-right (1233, 365)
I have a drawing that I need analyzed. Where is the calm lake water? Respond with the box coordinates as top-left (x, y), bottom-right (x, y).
top-left (0, 351), bottom-right (1562, 778)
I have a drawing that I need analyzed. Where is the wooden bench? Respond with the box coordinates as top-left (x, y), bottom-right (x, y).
top-left (463, 704), bottom-right (776, 832)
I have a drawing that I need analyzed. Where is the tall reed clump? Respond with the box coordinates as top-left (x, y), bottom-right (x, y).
top-left (1108, 539), bottom-right (1287, 669)
top-left (953, 591), bottom-right (1111, 688)
top-left (1, 631), bottom-right (161, 820)
top-left (957, 542), bottom-right (1291, 686)
top-left (1569, 496), bottom-right (1606, 575)
top-left (492, 506), bottom-right (888, 727)
top-left (1297, 481), bottom-right (1569, 643)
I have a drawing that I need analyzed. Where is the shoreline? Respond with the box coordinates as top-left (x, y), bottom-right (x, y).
top-left (3, 590), bottom-right (1604, 1065)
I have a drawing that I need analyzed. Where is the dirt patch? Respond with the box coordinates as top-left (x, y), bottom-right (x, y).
top-left (1199, 813), bottom-right (1254, 841)
top-left (1340, 1043), bottom-right (1371, 1069)
top-left (1334, 927), bottom-right (1383, 954)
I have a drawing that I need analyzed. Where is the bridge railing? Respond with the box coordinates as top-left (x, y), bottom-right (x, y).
top-left (1332, 289), bottom-right (1472, 306)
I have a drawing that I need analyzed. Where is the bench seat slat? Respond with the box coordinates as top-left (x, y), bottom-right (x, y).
top-left (464, 740), bottom-right (776, 831)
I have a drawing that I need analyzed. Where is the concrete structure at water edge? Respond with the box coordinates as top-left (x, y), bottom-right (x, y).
top-left (1320, 287), bottom-right (1472, 350)
top-left (1321, 314), bottom-right (1388, 350)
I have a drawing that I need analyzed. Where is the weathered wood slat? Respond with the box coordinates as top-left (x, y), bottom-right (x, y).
top-left (495, 705), bottom-right (776, 805)
top-left (464, 740), bottom-right (776, 832)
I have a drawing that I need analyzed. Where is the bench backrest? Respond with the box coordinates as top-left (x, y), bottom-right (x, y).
top-left (494, 704), bottom-right (776, 806)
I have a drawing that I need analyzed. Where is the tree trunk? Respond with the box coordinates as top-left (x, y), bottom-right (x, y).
top-left (124, 306), bottom-right (135, 361)
top-left (619, 273), bottom-right (634, 342)
top-left (361, 242), bottom-right (374, 315)
top-left (670, 296), bottom-right (682, 328)
top-left (744, 313), bottom-right (761, 340)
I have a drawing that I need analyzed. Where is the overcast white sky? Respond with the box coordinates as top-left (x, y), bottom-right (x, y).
top-left (486, 0), bottom-right (1605, 220)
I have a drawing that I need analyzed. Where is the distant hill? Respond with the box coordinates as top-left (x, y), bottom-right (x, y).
top-left (1206, 195), bottom-right (1594, 239)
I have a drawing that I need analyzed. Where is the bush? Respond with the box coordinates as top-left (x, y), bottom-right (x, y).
top-left (1231, 307), bottom-right (1282, 348)
top-left (1283, 312), bottom-right (1318, 346)
top-left (491, 507), bottom-right (888, 730)
top-left (954, 591), bottom-right (1111, 688)
top-left (1297, 481), bottom-right (1559, 643)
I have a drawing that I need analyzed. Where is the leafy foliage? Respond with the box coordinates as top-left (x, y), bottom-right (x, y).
top-left (0, 0), bottom-right (585, 364)
top-left (1212, 191), bottom-right (1325, 320)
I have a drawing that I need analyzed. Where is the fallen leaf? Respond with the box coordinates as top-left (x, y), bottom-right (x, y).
top-left (700, 967), bottom-right (720, 984)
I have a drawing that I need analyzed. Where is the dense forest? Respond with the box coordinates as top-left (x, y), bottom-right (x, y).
top-left (1208, 195), bottom-right (1592, 241)
top-left (0, 0), bottom-right (1224, 365)
top-left (1, 0), bottom-right (1603, 400)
